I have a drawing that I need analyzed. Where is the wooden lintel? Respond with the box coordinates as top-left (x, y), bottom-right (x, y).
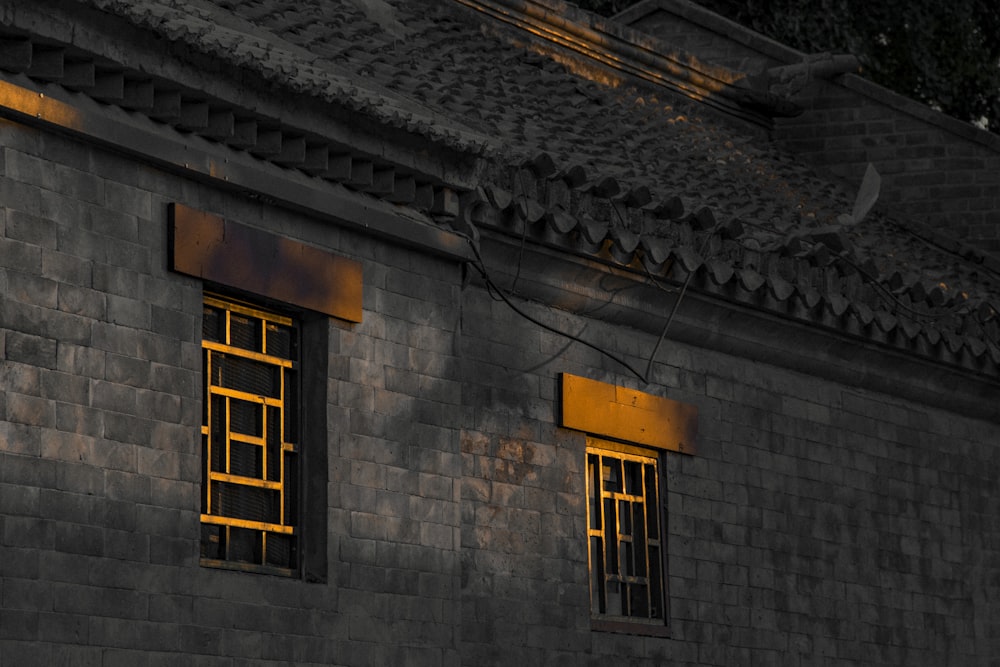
top-left (560, 373), bottom-right (698, 454)
top-left (169, 203), bottom-right (363, 322)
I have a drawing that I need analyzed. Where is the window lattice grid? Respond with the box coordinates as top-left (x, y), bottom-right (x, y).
top-left (200, 296), bottom-right (299, 572)
top-left (586, 446), bottom-right (664, 621)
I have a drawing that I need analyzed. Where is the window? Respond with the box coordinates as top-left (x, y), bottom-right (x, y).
top-left (200, 295), bottom-right (300, 574)
top-left (586, 439), bottom-right (666, 627)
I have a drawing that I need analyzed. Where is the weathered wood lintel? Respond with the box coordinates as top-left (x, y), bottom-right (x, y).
top-left (169, 203), bottom-right (363, 322)
top-left (561, 373), bottom-right (698, 455)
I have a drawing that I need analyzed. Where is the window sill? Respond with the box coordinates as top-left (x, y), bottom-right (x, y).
top-left (200, 557), bottom-right (296, 578)
top-left (590, 618), bottom-right (671, 637)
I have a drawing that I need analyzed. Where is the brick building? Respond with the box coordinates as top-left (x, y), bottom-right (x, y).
top-left (1, 0), bottom-right (998, 665)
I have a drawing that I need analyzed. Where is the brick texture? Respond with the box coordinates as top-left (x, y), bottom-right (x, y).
top-left (2, 91), bottom-right (998, 667)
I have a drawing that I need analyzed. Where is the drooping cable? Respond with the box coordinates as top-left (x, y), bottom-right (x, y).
top-left (464, 234), bottom-right (650, 383)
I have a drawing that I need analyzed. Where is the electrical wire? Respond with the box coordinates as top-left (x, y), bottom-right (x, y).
top-left (464, 234), bottom-right (651, 383)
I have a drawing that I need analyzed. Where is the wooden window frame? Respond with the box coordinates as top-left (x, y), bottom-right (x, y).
top-left (199, 293), bottom-right (302, 576)
top-left (586, 437), bottom-right (671, 637)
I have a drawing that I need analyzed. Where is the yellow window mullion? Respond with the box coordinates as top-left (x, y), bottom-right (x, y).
top-left (205, 349), bottom-right (214, 516)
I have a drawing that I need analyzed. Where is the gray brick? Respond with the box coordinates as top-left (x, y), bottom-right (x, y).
top-left (53, 522), bottom-right (103, 556)
top-left (104, 469), bottom-right (151, 504)
top-left (55, 461), bottom-right (103, 495)
top-left (105, 412), bottom-right (154, 446)
top-left (92, 263), bottom-right (142, 299)
top-left (103, 527), bottom-right (150, 562)
top-left (40, 247), bottom-right (91, 286)
top-left (104, 181), bottom-right (151, 221)
top-left (7, 269), bottom-right (58, 308)
top-left (56, 342), bottom-right (105, 377)
top-left (57, 283), bottom-right (106, 318)
top-left (6, 392), bottom-right (54, 427)
top-left (105, 353), bottom-right (151, 387)
top-left (86, 205), bottom-right (139, 242)
top-left (0, 176), bottom-right (42, 216)
top-left (149, 305), bottom-right (201, 341)
top-left (136, 388), bottom-right (182, 423)
top-left (5, 331), bottom-right (57, 368)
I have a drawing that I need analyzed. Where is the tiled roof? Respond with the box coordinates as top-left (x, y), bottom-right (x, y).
top-left (70, 0), bottom-right (1000, 373)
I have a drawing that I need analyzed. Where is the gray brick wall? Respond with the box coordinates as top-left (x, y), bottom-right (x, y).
top-left (456, 282), bottom-right (1000, 666)
top-left (2, 106), bottom-right (998, 667)
top-left (0, 121), bottom-right (464, 666)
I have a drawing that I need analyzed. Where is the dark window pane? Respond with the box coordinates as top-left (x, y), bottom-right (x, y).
top-left (283, 369), bottom-right (298, 444)
top-left (590, 536), bottom-right (604, 614)
top-left (200, 524), bottom-right (224, 559)
top-left (603, 459), bottom-right (621, 492)
top-left (230, 314), bottom-right (260, 352)
top-left (210, 396), bottom-right (225, 472)
top-left (603, 497), bottom-right (617, 574)
top-left (266, 322), bottom-right (295, 360)
top-left (624, 460), bottom-right (642, 495)
top-left (648, 545), bottom-right (663, 619)
top-left (218, 354), bottom-right (279, 397)
top-left (645, 464), bottom-right (659, 540)
top-left (284, 451), bottom-right (298, 526)
top-left (619, 499), bottom-right (631, 536)
top-left (633, 502), bottom-right (647, 577)
top-left (230, 440), bottom-right (262, 479)
top-left (212, 482), bottom-right (279, 524)
top-left (230, 399), bottom-right (262, 437)
top-left (228, 527), bottom-right (261, 564)
top-left (265, 532), bottom-right (294, 568)
top-left (202, 306), bottom-right (224, 343)
top-left (267, 406), bottom-right (281, 482)
top-left (588, 454), bottom-right (600, 529)
top-left (629, 583), bottom-right (649, 618)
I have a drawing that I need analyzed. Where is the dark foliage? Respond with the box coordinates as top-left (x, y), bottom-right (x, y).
top-left (571, 0), bottom-right (1000, 132)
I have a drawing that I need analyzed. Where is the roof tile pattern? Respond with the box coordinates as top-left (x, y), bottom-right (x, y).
top-left (74, 0), bottom-right (1000, 372)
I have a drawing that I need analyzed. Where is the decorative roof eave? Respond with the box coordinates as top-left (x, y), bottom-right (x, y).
top-left (471, 224), bottom-right (1000, 422)
top-left (67, 0), bottom-right (498, 159)
top-left (0, 71), bottom-right (473, 261)
top-left (1, 0), bottom-right (496, 206)
top-left (457, 156), bottom-right (1000, 380)
top-left (450, 0), bottom-right (809, 125)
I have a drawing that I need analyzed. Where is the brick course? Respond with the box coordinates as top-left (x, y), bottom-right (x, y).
top-left (2, 85), bottom-right (999, 667)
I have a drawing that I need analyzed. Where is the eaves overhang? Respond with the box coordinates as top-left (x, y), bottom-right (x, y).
top-left (473, 226), bottom-right (1000, 423)
top-left (459, 158), bottom-right (1000, 387)
top-left (0, 71), bottom-right (473, 262)
top-left (0, 0), bottom-right (488, 260)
